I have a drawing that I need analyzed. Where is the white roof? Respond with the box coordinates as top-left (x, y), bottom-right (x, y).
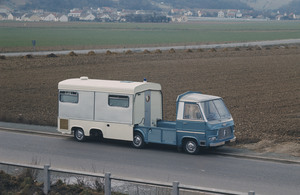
top-left (58, 77), bottom-right (161, 94)
top-left (178, 92), bottom-right (220, 102)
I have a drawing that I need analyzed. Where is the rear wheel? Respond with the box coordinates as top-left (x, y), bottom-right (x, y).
top-left (74, 128), bottom-right (86, 142)
top-left (132, 132), bottom-right (145, 148)
top-left (183, 139), bottom-right (199, 154)
top-left (90, 129), bottom-right (103, 141)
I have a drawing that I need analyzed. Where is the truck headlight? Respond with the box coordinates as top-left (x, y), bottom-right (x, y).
top-left (208, 137), bottom-right (216, 141)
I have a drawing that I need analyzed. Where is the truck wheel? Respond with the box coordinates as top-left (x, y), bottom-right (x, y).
top-left (74, 128), bottom-right (86, 142)
top-left (184, 139), bottom-right (199, 154)
top-left (133, 132), bottom-right (145, 148)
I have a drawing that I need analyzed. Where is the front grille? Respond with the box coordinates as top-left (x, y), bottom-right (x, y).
top-left (218, 127), bottom-right (232, 140)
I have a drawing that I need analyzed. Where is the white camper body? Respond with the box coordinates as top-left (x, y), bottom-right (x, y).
top-left (58, 77), bottom-right (162, 141)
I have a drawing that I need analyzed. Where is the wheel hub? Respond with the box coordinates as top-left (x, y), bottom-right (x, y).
top-left (134, 136), bottom-right (141, 146)
top-left (186, 141), bottom-right (196, 152)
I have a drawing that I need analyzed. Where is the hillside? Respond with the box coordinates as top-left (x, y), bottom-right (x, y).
top-left (154, 0), bottom-right (250, 10)
top-left (240, 0), bottom-right (294, 10)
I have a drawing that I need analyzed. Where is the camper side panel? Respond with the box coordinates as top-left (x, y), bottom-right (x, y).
top-left (58, 90), bottom-right (94, 120)
top-left (94, 92), bottom-right (133, 124)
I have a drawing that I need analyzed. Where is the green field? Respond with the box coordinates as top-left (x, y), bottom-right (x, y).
top-left (1, 21), bottom-right (300, 50)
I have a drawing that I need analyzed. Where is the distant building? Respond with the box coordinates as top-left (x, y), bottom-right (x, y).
top-left (276, 15), bottom-right (283, 20)
top-left (289, 13), bottom-right (296, 19)
top-left (295, 15), bottom-right (300, 19)
top-left (197, 11), bottom-right (202, 17)
top-left (21, 13), bottom-right (30, 21)
top-left (227, 9), bottom-right (237, 18)
top-left (218, 11), bottom-right (225, 18)
top-left (7, 13), bottom-right (14, 20)
top-left (184, 10), bottom-right (193, 16)
top-left (57, 14), bottom-right (68, 22)
top-left (80, 13), bottom-right (96, 21)
top-left (97, 13), bottom-right (112, 21)
top-left (171, 15), bottom-right (187, 22)
top-left (171, 9), bottom-right (185, 15)
top-left (43, 13), bottom-right (56, 21)
top-left (29, 14), bottom-right (42, 21)
top-left (136, 10), bottom-right (146, 14)
top-left (236, 10), bottom-right (242, 18)
top-left (68, 9), bottom-right (82, 18)
top-left (10, 13), bottom-right (23, 21)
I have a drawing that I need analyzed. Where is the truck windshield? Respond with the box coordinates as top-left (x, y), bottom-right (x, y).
top-left (200, 99), bottom-right (231, 121)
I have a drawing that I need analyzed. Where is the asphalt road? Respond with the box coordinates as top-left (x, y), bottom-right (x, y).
top-left (0, 130), bottom-right (299, 195)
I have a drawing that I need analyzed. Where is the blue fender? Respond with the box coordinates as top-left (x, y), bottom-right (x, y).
top-left (178, 135), bottom-right (204, 147)
top-left (133, 127), bottom-right (148, 143)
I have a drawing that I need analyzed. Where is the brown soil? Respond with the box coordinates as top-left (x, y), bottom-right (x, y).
top-left (0, 46), bottom-right (299, 156)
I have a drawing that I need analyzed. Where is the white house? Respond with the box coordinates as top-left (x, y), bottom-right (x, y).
top-left (21, 13), bottom-right (31, 21)
top-left (80, 13), bottom-right (95, 21)
top-left (236, 10), bottom-right (242, 18)
top-left (29, 14), bottom-right (42, 21)
top-left (98, 13), bottom-right (111, 21)
top-left (7, 13), bottom-right (14, 20)
top-left (10, 13), bottom-right (23, 21)
top-left (218, 11), bottom-right (225, 18)
top-left (56, 14), bottom-right (68, 22)
top-left (171, 15), bottom-right (187, 22)
top-left (43, 13), bottom-right (56, 21)
top-left (184, 10), bottom-right (193, 16)
top-left (227, 10), bottom-right (237, 18)
top-left (68, 10), bottom-right (82, 17)
top-left (197, 11), bottom-right (202, 17)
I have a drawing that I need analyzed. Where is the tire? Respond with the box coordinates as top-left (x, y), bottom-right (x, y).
top-left (132, 132), bottom-right (145, 149)
top-left (90, 129), bottom-right (103, 141)
top-left (183, 139), bottom-right (199, 154)
top-left (74, 128), bottom-right (86, 142)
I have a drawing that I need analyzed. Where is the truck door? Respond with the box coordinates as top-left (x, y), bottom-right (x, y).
top-left (177, 102), bottom-right (206, 135)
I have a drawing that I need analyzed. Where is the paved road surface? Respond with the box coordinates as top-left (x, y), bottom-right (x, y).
top-left (0, 130), bottom-right (299, 195)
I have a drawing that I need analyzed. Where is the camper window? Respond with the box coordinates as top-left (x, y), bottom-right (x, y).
top-left (108, 95), bottom-right (129, 108)
top-left (59, 91), bottom-right (78, 103)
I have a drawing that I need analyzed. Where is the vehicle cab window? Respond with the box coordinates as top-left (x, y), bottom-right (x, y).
top-left (183, 102), bottom-right (203, 120)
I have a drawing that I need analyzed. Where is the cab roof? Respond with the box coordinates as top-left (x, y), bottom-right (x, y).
top-left (177, 92), bottom-right (221, 103)
top-left (58, 77), bottom-right (161, 94)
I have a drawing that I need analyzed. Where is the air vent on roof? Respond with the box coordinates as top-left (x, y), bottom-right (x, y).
top-left (80, 76), bottom-right (88, 80)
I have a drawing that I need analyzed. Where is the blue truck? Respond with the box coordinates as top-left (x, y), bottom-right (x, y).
top-left (58, 77), bottom-right (236, 154)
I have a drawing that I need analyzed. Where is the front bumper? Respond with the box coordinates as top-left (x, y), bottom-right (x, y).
top-left (209, 136), bottom-right (236, 147)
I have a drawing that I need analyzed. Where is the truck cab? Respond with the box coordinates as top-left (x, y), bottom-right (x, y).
top-left (175, 91), bottom-right (236, 154)
top-left (134, 91), bottom-right (236, 154)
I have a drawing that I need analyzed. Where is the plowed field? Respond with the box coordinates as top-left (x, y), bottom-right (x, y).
top-left (0, 46), bottom-right (299, 155)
